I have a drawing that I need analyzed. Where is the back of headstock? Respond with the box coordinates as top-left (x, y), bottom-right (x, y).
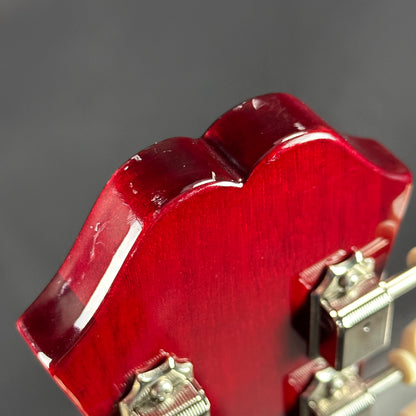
top-left (17, 93), bottom-right (415, 416)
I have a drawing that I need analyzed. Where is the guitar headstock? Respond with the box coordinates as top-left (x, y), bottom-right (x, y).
top-left (18, 93), bottom-right (415, 416)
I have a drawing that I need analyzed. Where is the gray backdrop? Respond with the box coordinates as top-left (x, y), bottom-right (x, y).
top-left (1, 1), bottom-right (416, 414)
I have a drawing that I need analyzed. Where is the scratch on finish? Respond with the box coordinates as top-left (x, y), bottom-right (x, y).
top-left (74, 220), bottom-right (143, 331)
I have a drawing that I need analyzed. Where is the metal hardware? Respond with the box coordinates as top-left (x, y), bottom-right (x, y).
top-left (310, 252), bottom-right (416, 369)
top-left (119, 356), bottom-right (210, 416)
top-left (301, 365), bottom-right (405, 416)
top-left (301, 250), bottom-right (416, 414)
top-left (300, 366), bottom-right (374, 416)
top-left (366, 366), bottom-right (403, 397)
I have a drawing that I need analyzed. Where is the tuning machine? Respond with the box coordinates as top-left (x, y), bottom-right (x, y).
top-left (119, 355), bottom-right (210, 416)
top-left (301, 248), bottom-right (416, 416)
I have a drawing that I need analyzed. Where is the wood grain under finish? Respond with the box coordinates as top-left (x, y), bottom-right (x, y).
top-left (17, 94), bottom-right (412, 416)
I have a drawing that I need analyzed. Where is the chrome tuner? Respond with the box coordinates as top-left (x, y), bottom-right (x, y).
top-left (119, 356), bottom-right (210, 416)
top-left (301, 247), bottom-right (416, 416)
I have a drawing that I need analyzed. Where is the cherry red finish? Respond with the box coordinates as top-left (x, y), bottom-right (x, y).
top-left (18, 94), bottom-right (412, 416)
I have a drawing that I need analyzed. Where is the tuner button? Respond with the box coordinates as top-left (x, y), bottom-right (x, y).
top-left (406, 247), bottom-right (416, 267)
top-left (399, 400), bottom-right (416, 416)
top-left (389, 348), bottom-right (416, 385)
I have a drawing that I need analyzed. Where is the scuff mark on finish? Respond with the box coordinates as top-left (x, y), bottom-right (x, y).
top-left (151, 194), bottom-right (168, 207)
top-left (90, 222), bottom-right (107, 261)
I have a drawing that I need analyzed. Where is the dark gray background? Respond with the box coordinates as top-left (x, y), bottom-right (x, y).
top-left (1, 1), bottom-right (416, 414)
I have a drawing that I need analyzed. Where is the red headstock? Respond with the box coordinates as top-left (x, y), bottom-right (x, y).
top-left (18, 94), bottom-right (412, 416)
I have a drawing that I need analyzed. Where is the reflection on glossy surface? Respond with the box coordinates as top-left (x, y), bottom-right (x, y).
top-left (74, 220), bottom-right (142, 331)
top-left (18, 94), bottom-right (412, 416)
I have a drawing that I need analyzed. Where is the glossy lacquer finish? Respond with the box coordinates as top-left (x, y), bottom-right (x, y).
top-left (18, 94), bottom-right (412, 416)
